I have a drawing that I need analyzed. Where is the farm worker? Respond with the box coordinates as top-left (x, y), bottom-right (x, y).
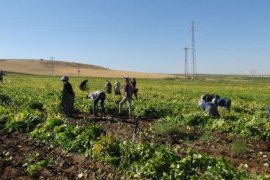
top-left (61, 76), bottom-right (75, 117)
top-left (86, 90), bottom-right (106, 116)
top-left (105, 80), bottom-right (112, 94)
top-left (199, 99), bottom-right (220, 118)
top-left (119, 76), bottom-right (133, 116)
top-left (131, 78), bottom-right (138, 100)
top-left (212, 97), bottom-right (231, 111)
top-left (0, 70), bottom-right (7, 83)
top-left (79, 79), bottom-right (88, 91)
top-left (114, 80), bottom-right (121, 95)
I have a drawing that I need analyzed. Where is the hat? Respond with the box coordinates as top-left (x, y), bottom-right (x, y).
top-left (61, 76), bottom-right (69, 82)
top-left (124, 76), bottom-right (129, 79)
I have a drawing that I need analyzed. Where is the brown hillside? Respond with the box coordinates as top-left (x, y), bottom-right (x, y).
top-left (0, 59), bottom-right (177, 79)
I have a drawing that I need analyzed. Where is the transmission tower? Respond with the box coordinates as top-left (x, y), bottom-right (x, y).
top-left (250, 69), bottom-right (257, 80)
top-left (191, 21), bottom-right (197, 78)
top-left (183, 47), bottom-right (189, 77)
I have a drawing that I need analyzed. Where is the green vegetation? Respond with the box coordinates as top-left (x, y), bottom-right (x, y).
top-left (1, 73), bottom-right (270, 178)
top-left (23, 152), bottom-right (51, 176)
top-left (230, 140), bottom-right (249, 156)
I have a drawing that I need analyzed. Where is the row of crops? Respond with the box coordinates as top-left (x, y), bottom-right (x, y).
top-left (1, 74), bottom-right (270, 178)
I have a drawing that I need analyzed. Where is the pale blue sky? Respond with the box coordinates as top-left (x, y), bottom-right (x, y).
top-left (0, 0), bottom-right (270, 75)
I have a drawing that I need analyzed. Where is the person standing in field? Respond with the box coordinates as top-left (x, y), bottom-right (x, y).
top-left (130, 78), bottom-right (138, 100)
top-left (0, 70), bottom-right (6, 83)
top-left (105, 80), bottom-right (112, 94)
top-left (119, 76), bottom-right (133, 116)
top-left (61, 76), bottom-right (75, 117)
top-left (86, 90), bottom-right (106, 116)
top-left (114, 80), bottom-right (121, 95)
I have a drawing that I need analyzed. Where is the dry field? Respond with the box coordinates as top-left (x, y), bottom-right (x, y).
top-left (0, 59), bottom-right (177, 79)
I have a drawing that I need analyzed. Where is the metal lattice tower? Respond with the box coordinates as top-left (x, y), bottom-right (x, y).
top-left (183, 47), bottom-right (189, 77)
top-left (191, 21), bottom-right (197, 78)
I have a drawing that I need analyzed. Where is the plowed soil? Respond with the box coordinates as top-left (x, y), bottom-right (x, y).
top-left (1, 113), bottom-right (270, 179)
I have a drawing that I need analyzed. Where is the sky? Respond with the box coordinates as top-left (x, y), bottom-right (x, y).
top-left (0, 0), bottom-right (270, 75)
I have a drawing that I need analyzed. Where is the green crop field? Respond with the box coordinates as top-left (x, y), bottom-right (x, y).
top-left (1, 73), bottom-right (270, 179)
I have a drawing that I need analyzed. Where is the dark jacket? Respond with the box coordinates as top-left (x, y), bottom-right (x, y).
top-left (63, 82), bottom-right (75, 96)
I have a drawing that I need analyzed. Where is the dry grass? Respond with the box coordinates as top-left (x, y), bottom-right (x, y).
top-left (0, 59), bottom-right (177, 79)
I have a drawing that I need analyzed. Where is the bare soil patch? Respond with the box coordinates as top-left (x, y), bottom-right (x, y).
top-left (0, 132), bottom-right (123, 179)
top-left (1, 113), bottom-right (270, 179)
top-left (178, 132), bottom-right (270, 175)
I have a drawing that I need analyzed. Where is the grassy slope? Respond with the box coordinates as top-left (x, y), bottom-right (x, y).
top-left (0, 59), bottom-right (177, 79)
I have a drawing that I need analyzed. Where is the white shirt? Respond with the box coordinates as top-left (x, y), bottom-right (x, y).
top-left (114, 81), bottom-right (121, 92)
top-left (87, 90), bottom-right (102, 101)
